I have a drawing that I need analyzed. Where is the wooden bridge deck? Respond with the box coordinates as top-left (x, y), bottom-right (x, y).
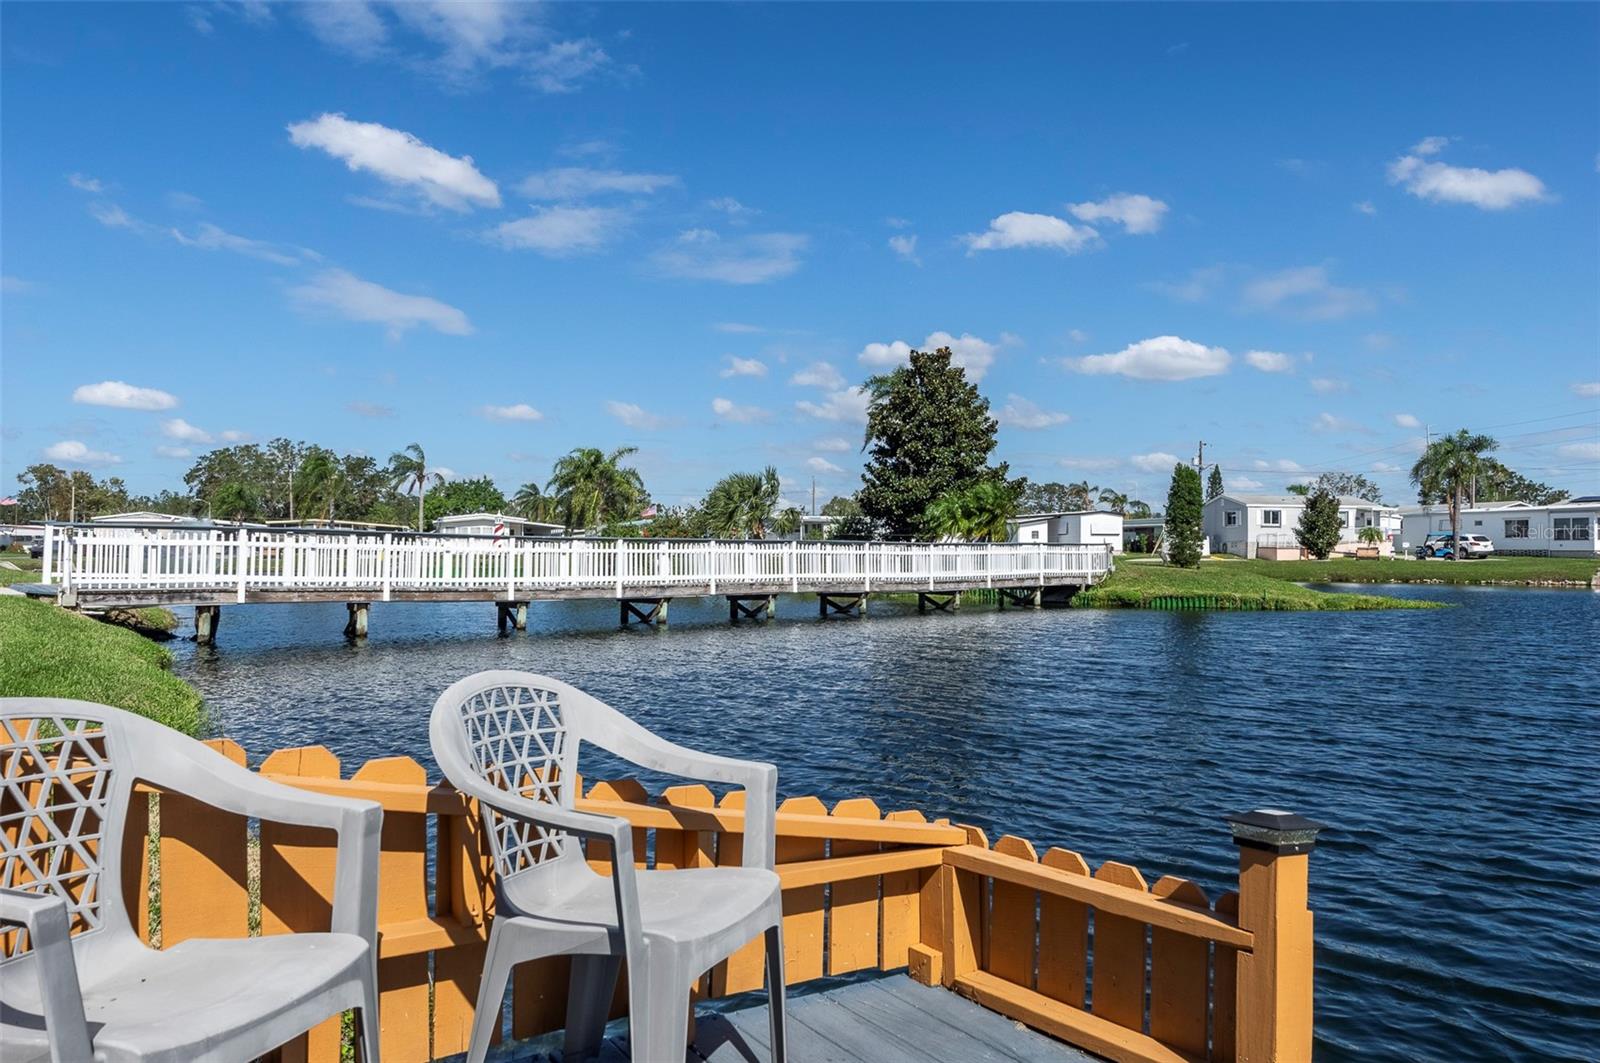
top-left (478, 975), bottom-right (1100, 1063)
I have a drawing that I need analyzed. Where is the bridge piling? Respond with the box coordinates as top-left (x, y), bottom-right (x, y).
top-left (818, 593), bottom-right (867, 618)
top-left (620, 598), bottom-right (669, 627)
top-left (728, 595), bottom-right (777, 622)
top-left (496, 602), bottom-right (529, 633)
top-left (917, 592), bottom-right (960, 614)
top-left (194, 605), bottom-right (220, 645)
top-left (344, 602), bottom-right (370, 639)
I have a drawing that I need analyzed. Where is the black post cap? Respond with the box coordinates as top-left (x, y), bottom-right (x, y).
top-left (1225, 809), bottom-right (1324, 855)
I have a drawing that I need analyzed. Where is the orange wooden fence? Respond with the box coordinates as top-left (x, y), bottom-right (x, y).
top-left (121, 743), bottom-right (1315, 1063)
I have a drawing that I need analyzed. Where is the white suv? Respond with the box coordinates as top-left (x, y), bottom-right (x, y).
top-left (1460, 534), bottom-right (1496, 558)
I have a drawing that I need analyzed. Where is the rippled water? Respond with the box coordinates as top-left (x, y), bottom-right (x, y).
top-left (171, 585), bottom-right (1600, 1061)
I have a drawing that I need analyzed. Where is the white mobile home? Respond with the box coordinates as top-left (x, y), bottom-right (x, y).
top-left (1010, 511), bottom-right (1124, 553)
top-left (432, 513), bottom-right (566, 537)
top-left (1204, 493), bottom-right (1399, 559)
top-left (1398, 500), bottom-right (1599, 556)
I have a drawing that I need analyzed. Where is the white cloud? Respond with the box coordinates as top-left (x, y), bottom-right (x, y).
top-left (297, 2), bottom-right (614, 94)
top-left (346, 401), bottom-right (394, 418)
top-left (1310, 377), bottom-right (1348, 394)
top-left (796, 386), bottom-right (871, 424)
top-left (606, 401), bottom-right (670, 431)
top-left (721, 356), bottom-right (768, 379)
top-left (1072, 336), bottom-right (1230, 381)
top-left (67, 173), bottom-right (104, 193)
top-left (155, 445), bottom-right (193, 459)
top-left (1313, 412), bottom-right (1361, 433)
top-left (998, 395), bottom-right (1070, 430)
top-left (1393, 413), bottom-right (1422, 429)
top-left (1244, 350), bottom-right (1294, 373)
top-left (806, 456), bottom-right (844, 474)
top-left (478, 403), bottom-right (542, 422)
top-left (789, 362), bottom-right (846, 390)
top-left (962, 211), bottom-right (1099, 254)
top-left (858, 331), bottom-right (999, 381)
top-left (219, 430), bottom-right (250, 443)
top-left (711, 397), bottom-right (768, 424)
top-left (1059, 456), bottom-right (1124, 472)
top-left (1230, 475), bottom-right (1265, 490)
top-left (1131, 452), bottom-right (1181, 473)
top-left (1570, 382), bottom-right (1600, 398)
top-left (1067, 193), bottom-right (1168, 235)
top-left (713, 322), bottom-right (765, 334)
top-left (1556, 442), bottom-right (1600, 461)
top-left (888, 234), bottom-right (919, 264)
top-left (707, 196), bottom-right (757, 219)
top-left (654, 230), bottom-right (807, 284)
top-left (1371, 462), bottom-right (1405, 474)
top-left (72, 380), bottom-right (178, 410)
top-left (170, 222), bottom-right (307, 265)
top-left (1353, 201), bottom-right (1377, 216)
top-left (488, 205), bottom-right (628, 255)
top-left (1242, 266), bottom-right (1374, 320)
top-left (1150, 264), bottom-right (1227, 304)
top-left (1387, 137), bottom-right (1549, 210)
top-left (1067, 328), bottom-right (1089, 343)
top-left (88, 202), bottom-right (142, 230)
top-left (1253, 458), bottom-right (1306, 472)
top-left (287, 113), bottom-right (500, 210)
top-left (289, 269), bottom-right (472, 338)
top-left (814, 437), bottom-right (852, 453)
top-left (2, 275), bottom-right (37, 294)
top-left (518, 167), bottom-right (679, 199)
top-left (162, 418), bottom-right (213, 444)
top-left (44, 440), bottom-right (120, 466)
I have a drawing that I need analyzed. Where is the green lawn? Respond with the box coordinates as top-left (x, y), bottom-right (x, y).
top-left (1199, 555), bottom-right (1598, 586)
top-left (0, 552), bottom-right (43, 586)
top-left (0, 596), bottom-right (205, 735)
top-left (1076, 559), bottom-right (1440, 610)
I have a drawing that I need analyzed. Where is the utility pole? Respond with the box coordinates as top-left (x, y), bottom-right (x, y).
top-left (1196, 440), bottom-right (1207, 472)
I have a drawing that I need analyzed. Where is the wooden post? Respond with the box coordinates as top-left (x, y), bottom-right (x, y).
top-left (194, 605), bottom-right (220, 645)
top-left (514, 602), bottom-right (528, 630)
top-left (1228, 810), bottom-right (1322, 1063)
top-left (344, 602), bottom-right (369, 639)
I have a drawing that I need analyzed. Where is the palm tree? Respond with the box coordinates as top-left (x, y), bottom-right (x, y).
top-left (547, 446), bottom-right (647, 532)
top-left (388, 443), bottom-right (443, 532)
top-left (1097, 488), bottom-right (1129, 514)
top-left (1410, 429), bottom-right (1498, 560)
top-left (701, 466), bottom-right (781, 539)
top-left (1067, 480), bottom-right (1098, 511)
top-left (922, 481), bottom-right (1016, 542)
top-left (296, 449), bottom-right (345, 521)
top-left (1125, 499), bottom-right (1152, 519)
top-left (512, 482), bottom-right (551, 522)
top-left (773, 506), bottom-right (804, 538)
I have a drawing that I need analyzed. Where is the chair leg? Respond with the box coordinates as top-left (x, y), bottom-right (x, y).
top-left (564, 953), bottom-right (622, 1062)
top-left (357, 968), bottom-right (382, 1063)
top-left (627, 966), bottom-right (694, 1063)
top-left (764, 925), bottom-right (787, 1063)
top-left (466, 925), bottom-right (516, 1063)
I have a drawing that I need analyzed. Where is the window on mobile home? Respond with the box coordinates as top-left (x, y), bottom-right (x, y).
top-left (1504, 519), bottom-right (1529, 538)
top-left (1262, 510), bottom-right (1281, 527)
top-left (1553, 517), bottom-right (1591, 541)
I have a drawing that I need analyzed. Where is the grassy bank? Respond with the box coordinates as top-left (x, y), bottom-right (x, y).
top-left (1075, 560), bottom-right (1440, 611)
top-left (0, 597), bottom-right (204, 734)
top-left (1206, 555), bottom-right (1598, 586)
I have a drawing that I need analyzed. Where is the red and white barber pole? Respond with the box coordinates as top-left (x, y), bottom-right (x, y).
top-left (493, 519), bottom-right (506, 548)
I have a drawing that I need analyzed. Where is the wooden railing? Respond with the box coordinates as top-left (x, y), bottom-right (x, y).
top-left (45, 524), bottom-right (1113, 598)
top-left (123, 744), bottom-right (1315, 1063)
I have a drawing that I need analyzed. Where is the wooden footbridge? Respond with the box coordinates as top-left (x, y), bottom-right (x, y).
top-left (37, 523), bottom-right (1113, 642)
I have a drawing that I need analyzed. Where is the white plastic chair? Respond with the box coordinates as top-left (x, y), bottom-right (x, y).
top-left (429, 671), bottom-right (787, 1063)
top-left (0, 699), bottom-right (383, 1063)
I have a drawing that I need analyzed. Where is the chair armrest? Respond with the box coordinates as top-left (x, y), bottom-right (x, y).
top-left (588, 714), bottom-right (778, 870)
top-left (140, 740), bottom-right (383, 946)
top-left (0, 888), bottom-right (94, 1063)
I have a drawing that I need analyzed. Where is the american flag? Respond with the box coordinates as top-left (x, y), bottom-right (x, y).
top-left (640, 505), bottom-right (658, 518)
top-left (0, 497), bottom-right (16, 506)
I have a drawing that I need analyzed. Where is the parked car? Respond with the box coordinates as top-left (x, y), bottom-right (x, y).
top-left (1415, 532), bottom-right (1493, 560)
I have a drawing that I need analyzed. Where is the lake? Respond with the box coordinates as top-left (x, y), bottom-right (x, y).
top-left (171, 585), bottom-right (1600, 1061)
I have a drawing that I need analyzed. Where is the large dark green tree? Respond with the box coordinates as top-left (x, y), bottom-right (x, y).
top-left (858, 347), bottom-right (1008, 537)
top-left (1163, 464), bottom-right (1204, 567)
top-left (1207, 466), bottom-right (1224, 501)
top-left (423, 476), bottom-right (509, 526)
top-left (1295, 487), bottom-right (1343, 559)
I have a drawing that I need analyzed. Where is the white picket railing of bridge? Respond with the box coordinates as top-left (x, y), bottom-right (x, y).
top-left (42, 523), bottom-right (1114, 602)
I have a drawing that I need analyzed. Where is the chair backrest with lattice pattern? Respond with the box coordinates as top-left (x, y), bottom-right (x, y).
top-left (1, 707), bottom-right (134, 961)
top-left (437, 675), bottom-right (586, 883)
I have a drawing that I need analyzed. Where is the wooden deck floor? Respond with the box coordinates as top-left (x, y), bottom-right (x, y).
top-left (476, 974), bottom-right (1100, 1063)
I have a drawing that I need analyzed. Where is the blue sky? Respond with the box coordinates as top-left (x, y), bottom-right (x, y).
top-left (4, 2), bottom-right (1598, 509)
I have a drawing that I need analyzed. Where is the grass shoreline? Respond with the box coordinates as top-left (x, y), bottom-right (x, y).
top-left (1196, 555), bottom-right (1598, 587)
top-left (1074, 560), bottom-right (1442, 611)
top-left (0, 595), bottom-right (204, 735)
